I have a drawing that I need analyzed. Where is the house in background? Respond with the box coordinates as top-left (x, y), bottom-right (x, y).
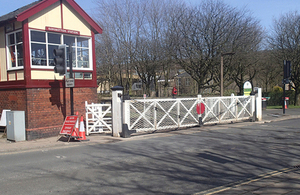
top-left (174, 71), bottom-right (198, 96)
top-left (0, 0), bottom-right (102, 140)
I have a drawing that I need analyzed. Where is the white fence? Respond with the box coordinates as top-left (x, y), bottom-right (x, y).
top-left (85, 101), bottom-right (112, 135)
top-left (200, 95), bottom-right (255, 125)
top-left (123, 95), bottom-right (255, 132)
top-left (85, 95), bottom-right (255, 136)
top-left (123, 98), bottom-right (199, 132)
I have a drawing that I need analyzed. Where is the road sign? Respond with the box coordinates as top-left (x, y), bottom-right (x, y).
top-left (59, 115), bottom-right (78, 135)
top-left (65, 78), bottom-right (75, 88)
top-left (172, 87), bottom-right (178, 95)
top-left (196, 103), bottom-right (205, 115)
top-left (243, 81), bottom-right (252, 96)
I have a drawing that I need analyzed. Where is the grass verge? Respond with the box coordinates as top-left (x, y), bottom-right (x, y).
top-left (267, 105), bottom-right (300, 109)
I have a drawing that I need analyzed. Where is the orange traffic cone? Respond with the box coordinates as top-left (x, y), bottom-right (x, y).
top-left (78, 115), bottom-right (88, 141)
top-left (71, 112), bottom-right (79, 137)
top-left (285, 101), bottom-right (288, 109)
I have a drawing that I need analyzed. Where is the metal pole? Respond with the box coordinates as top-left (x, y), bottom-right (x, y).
top-left (220, 55), bottom-right (224, 96)
top-left (220, 52), bottom-right (235, 97)
top-left (69, 50), bottom-right (74, 115)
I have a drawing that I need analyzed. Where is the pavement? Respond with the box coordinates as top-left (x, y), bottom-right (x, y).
top-left (0, 108), bottom-right (300, 154)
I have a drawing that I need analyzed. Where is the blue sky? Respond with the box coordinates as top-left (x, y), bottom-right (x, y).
top-left (1, 0), bottom-right (300, 33)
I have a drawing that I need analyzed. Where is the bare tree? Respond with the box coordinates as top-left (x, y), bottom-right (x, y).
top-left (93, 0), bottom-right (264, 97)
top-left (223, 11), bottom-right (263, 95)
top-left (95, 32), bottom-right (118, 93)
top-left (94, 0), bottom-right (142, 94)
top-left (170, 0), bottom-right (262, 94)
top-left (269, 11), bottom-right (300, 105)
top-left (256, 50), bottom-right (282, 93)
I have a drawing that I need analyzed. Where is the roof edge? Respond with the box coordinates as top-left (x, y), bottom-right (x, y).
top-left (16, 0), bottom-right (102, 34)
top-left (65, 0), bottom-right (102, 34)
top-left (16, 0), bottom-right (58, 22)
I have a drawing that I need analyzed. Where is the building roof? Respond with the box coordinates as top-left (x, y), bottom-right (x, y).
top-left (176, 72), bottom-right (191, 78)
top-left (0, 1), bottom-right (42, 24)
top-left (0, 0), bottom-right (102, 34)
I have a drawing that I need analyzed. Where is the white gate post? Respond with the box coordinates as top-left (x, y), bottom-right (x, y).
top-left (123, 100), bottom-right (130, 128)
top-left (111, 86), bottom-right (123, 137)
top-left (85, 101), bottom-right (89, 136)
top-left (256, 88), bottom-right (262, 121)
top-left (230, 93), bottom-right (237, 120)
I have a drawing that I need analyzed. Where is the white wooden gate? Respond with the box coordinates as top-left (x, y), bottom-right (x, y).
top-left (199, 95), bottom-right (255, 124)
top-left (123, 95), bottom-right (255, 132)
top-left (123, 98), bottom-right (199, 132)
top-left (85, 95), bottom-right (255, 135)
top-left (85, 101), bottom-right (112, 135)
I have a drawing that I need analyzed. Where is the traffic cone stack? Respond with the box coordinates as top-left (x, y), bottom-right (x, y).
top-left (78, 115), bottom-right (88, 141)
top-left (71, 112), bottom-right (79, 137)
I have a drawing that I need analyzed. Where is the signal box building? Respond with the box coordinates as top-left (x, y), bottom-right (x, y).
top-left (0, 0), bottom-right (102, 140)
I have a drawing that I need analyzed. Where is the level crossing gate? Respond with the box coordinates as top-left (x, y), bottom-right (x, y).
top-left (85, 101), bottom-right (112, 135)
top-left (123, 95), bottom-right (255, 132)
top-left (85, 95), bottom-right (256, 135)
top-left (123, 98), bottom-right (199, 132)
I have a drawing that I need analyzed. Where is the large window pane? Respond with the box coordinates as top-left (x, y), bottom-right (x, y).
top-left (48, 33), bottom-right (61, 44)
top-left (48, 45), bottom-right (57, 66)
top-left (31, 43), bottom-right (46, 66)
top-left (77, 48), bottom-right (89, 68)
top-left (17, 44), bottom-right (23, 67)
top-left (31, 31), bottom-right (45, 42)
top-left (77, 37), bottom-right (89, 47)
top-left (8, 34), bottom-right (15, 45)
top-left (16, 32), bottom-right (22, 43)
top-left (64, 36), bottom-right (75, 46)
top-left (66, 47), bottom-right (76, 67)
top-left (9, 45), bottom-right (16, 67)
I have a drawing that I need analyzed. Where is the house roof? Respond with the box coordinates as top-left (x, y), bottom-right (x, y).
top-left (176, 72), bottom-right (191, 78)
top-left (0, 0), bottom-right (102, 34)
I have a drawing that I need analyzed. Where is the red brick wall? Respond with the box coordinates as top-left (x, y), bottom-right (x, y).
top-left (0, 87), bottom-right (98, 140)
top-left (0, 89), bottom-right (27, 111)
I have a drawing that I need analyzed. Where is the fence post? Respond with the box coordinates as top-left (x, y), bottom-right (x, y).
top-left (85, 101), bottom-right (89, 136)
top-left (251, 95), bottom-right (255, 121)
top-left (256, 88), bottom-right (262, 121)
top-left (111, 86), bottom-right (123, 137)
top-left (230, 93), bottom-right (237, 121)
top-left (123, 100), bottom-right (130, 129)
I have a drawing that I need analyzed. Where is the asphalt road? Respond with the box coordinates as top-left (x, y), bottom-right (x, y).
top-left (0, 119), bottom-right (300, 195)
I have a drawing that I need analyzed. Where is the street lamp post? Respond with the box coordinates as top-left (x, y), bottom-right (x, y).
top-left (220, 52), bottom-right (235, 96)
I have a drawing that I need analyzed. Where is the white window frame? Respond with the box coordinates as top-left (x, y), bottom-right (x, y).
top-left (177, 78), bottom-right (181, 86)
top-left (185, 78), bottom-right (190, 86)
top-left (6, 30), bottom-right (24, 70)
top-left (29, 29), bottom-right (92, 70)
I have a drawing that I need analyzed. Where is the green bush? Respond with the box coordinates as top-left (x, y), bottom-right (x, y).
top-left (263, 90), bottom-right (295, 106)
